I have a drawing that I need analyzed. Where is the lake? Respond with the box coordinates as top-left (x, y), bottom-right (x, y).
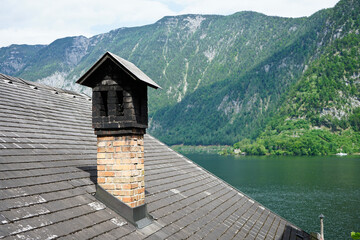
top-left (182, 153), bottom-right (360, 240)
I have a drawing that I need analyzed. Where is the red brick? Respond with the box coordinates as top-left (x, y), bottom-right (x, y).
top-left (122, 196), bottom-right (135, 203)
top-left (120, 159), bottom-right (133, 164)
top-left (97, 177), bottom-right (105, 183)
top-left (136, 164), bottom-right (144, 170)
top-left (113, 178), bottom-right (129, 183)
top-left (97, 165), bottom-right (105, 171)
top-left (135, 187), bottom-right (145, 194)
top-left (105, 177), bottom-right (114, 183)
top-left (97, 158), bottom-right (114, 164)
top-left (98, 136), bottom-right (114, 141)
top-left (124, 190), bottom-right (134, 196)
top-left (97, 147), bottom-right (104, 152)
top-left (97, 133), bottom-right (146, 208)
top-left (111, 165), bottom-right (125, 171)
top-left (115, 136), bottom-right (126, 141)
top-left (105, 147), bottom-right (114, 152)
top-left (114, 153), bottom-right (130, 159)
top-left (122, 146), bottom-right (131, 151)
top-left (121, 184), bottom-right (132, 190)
top-left (138, 199), bottom-right (145, 206)
top-left (98, 171), bottom-right (115, 177)
top-left (129, 202), bottom-right (137, 208)
top-left (97, 153), bottom-right (106, 159)
top-left (101, 184), bottom-right (115, 190)
top-left (135, 176), bottom-right (144, 182)
top-left (115, 171), bottom-right (132, 177)
top-left (113, 141), bottom-right (126, 146)
top-left (130, 146), bottom-right (139, 152)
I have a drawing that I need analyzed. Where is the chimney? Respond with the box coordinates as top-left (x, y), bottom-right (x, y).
top-left (77, 52), bottom-right (160, 228)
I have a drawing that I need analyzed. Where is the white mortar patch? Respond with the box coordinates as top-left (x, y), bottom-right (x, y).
top-left (40, 220), bottom-right (53, 227)
top-left (170, 189), bottom-right (180, 194)
top-left (170, 189), bottom-right (187, 198)
top-left (45, 235), bottom-right (58, 240)
top-left (11, 224), bottom-right (34, 235)
top-left (88, 202), bottom-right (106, 211)
top-left (36, 196), bottom-right (47, 203)
top-left (111, 218), bottom-right (127, 227)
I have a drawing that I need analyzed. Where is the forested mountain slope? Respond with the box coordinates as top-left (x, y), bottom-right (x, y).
top-left (0, 0), bottom-right (358, 147)
top-left (233, 0), bottom-right (360, 155)
top-left (150, 0), bottom-right (360, 145)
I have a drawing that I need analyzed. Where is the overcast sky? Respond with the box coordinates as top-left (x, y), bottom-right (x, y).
top-left (0, 0), bottom-right (340, 48)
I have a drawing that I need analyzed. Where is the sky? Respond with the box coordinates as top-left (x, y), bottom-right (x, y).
top-left (0, 0), bottom-right (340, 48)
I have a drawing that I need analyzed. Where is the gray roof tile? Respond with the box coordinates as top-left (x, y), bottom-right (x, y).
top-left (0, 73), bottom-right (310, 239)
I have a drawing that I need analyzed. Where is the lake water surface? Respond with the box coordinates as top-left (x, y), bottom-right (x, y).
top-left (183, 153), bottom-right (360, 239)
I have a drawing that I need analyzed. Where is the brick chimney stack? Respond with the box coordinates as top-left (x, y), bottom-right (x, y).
top-left (77, 52), bottom-right (160, 227)
top-left (97, 134), bottom-right (145, 207)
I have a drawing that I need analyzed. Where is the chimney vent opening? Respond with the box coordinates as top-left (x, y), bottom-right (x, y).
top-left (116, 90), bottom-right (124, 116)
top-left (100, 91), bottom-right (108, 116)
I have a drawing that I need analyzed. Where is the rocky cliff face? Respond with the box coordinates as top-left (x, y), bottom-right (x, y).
top-left (0, 44), bottom-right (45, 75)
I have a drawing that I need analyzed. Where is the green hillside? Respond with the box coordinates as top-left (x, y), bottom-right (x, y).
top-left (151, 0), bottom-right (360, 147)
top-left (0, 0), bottom-right (358, 151)
top-left (150, 9), bottom-right (330, 145)
top-left (233, 8), bottom-right (360, 155)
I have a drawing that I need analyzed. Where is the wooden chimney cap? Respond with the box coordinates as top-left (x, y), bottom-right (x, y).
top-left (76, 52), bottom-right (161, 89)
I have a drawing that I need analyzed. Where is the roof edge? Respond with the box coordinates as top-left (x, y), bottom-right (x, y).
top-left (76, 52), bottom-right (161, 89)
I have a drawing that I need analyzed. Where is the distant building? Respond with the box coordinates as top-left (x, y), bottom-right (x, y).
top-left (234, 149), bottom-right (242, 154)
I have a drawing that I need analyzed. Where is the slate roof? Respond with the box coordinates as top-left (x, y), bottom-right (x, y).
top-left (0, 73), bottom-right (310, 239)
top-left (76, 52), bottom-right (161, 89)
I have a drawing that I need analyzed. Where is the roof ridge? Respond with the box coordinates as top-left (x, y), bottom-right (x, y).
top-left (0, 73), bottom-right (90, 99)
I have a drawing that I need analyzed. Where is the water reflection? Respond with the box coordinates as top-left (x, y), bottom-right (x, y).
top-left (183, 153), bottom-right (360, 239)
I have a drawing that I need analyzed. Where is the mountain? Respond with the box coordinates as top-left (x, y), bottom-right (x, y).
top-left (0, 0), bottom-right (358, 147)
top-left (232, 28), bottom-right (360, 155)
top-left (232, 0), bottom-right (360, 155)
top-left (151, 0), bottom-right (360, 146)
top-left (0, 44), bottom-right (45, 75)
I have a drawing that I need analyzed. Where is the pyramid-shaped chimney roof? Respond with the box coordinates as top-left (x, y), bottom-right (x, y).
top-left (76, 51), bottom-right (161, 89)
